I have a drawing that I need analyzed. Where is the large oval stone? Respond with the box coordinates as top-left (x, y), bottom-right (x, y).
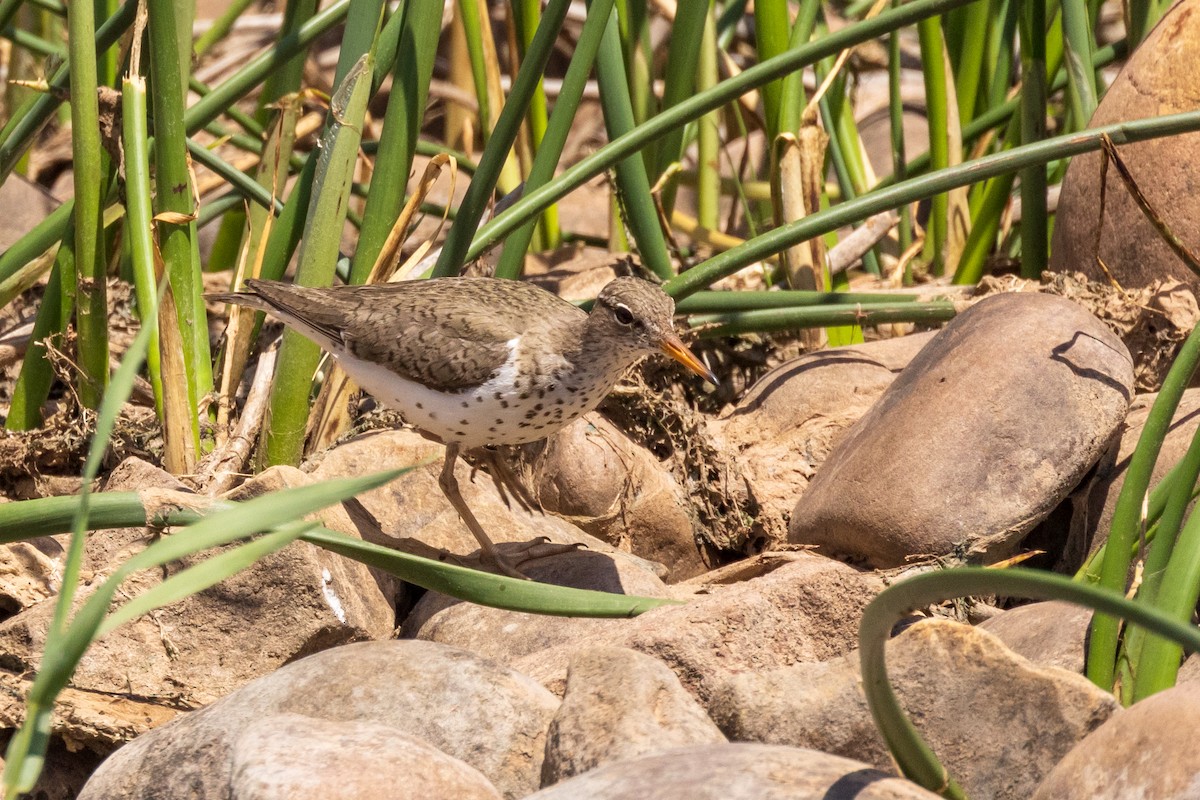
top-left (788, 292), bottom-right (1134, 566)
top-left (1048, 0), bottom-right (1200, 290)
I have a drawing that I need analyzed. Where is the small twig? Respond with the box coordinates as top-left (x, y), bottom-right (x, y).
top-left (196, 345), bottom-right (278, 496)
top-left (1097, 133), bottom-right (1200, 283)
top-left (828, 210), bottom-right (899, 275)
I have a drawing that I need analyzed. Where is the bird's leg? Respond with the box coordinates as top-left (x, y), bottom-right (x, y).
top-left (439, 444), bottom-right (528, 579)
top-left (438, 444), bottom-right (583, 579)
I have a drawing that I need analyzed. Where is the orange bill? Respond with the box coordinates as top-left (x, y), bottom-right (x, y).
top-left (660, 334), bottom-right (718, 385)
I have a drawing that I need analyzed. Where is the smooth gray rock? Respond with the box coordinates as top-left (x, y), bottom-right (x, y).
top-left (541, 647), bottom-right (726, 785)
top-left (711, 619), bottom-right (1119, 800)
top-left (789, 292), bottom-right (1134, 567)
top-left (1032, 682), bottom-right (1200, 799)
top-left (229, 713), bottom-right (502, 800)
top-left (79, 641), bottom-right (558, 800)
top-left (525, 743), bottom-right (943, 799)
top-left (1049, 0), bottom-right (1200, 292)
top-left (714, 333), bottom-right (935, 540)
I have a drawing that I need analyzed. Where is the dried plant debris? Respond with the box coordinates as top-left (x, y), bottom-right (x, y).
top-left (599, 368), bottom-right (766, 557)
top-left (0, 406), bottom-right (161, 499)
top-left (1037, 271), bottom-right (1198, 392)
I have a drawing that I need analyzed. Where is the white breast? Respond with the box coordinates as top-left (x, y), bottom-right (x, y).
top-left (331, 335), bottom-right (614, 449)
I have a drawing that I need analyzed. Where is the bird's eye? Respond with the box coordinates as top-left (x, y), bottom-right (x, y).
top-left (614, 304), bottom-right (635, 325)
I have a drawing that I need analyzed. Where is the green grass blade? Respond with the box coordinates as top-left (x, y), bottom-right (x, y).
top-left (122, 73), bottom-right (164, 416)
top-left (494, 0), bottom-right (614, 280)
top-left (350, 0), bottom-right (440, 284)
top-left (1087, 321), bottom-right (1200, 690)
top-left (66, 0), bottom-right (108, 409)
top-left (1059, 0), bottom-right (1098, 124)
top-left (861, 567), bottom-right (1200, 798)
top-left (664, 110), bottom-right (1200, 299)
top-left (591, 5), bottom-right (674, 279)
top-left (466, 0), bottom-right (979, 264)
top-left (1017, 0), bottom-right (1048, 278)
top-left (431, 0), bottom-right (572, 278)
top-left (917, 15), bottom-right (949, 276)
top-left (264, 54), bottom-right (375, 466)
top-left (302, 526), bottom-right (679, 616)
top-left (754, 0), bottom-right (790, 140)
top-left (653, 0), bottom-right (709, 217)
top-left (149, 0), bottom-right (210, 458)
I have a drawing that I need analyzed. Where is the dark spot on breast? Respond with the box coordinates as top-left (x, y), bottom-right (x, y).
top-left (519, 392), bottom-right (531, 401)
top-left (533, 403), bottom-right (544, 411)
top-left (415, 402), bottom-right (424, 409)
top-left (460, 419), bottom-right (469, 426)
top-left (495, 418), bottom-right (504, 424)
top-left (500, 400), bottom-right (509, 408)
top-left (494, 391), bottom-right (503, 400)
top-left (461, 401), bottom-right (469, 409)
top-left (475, 396), bottom-right (483, 402)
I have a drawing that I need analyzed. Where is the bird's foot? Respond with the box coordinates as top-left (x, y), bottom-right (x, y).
top-left (483, 537), bottom-right (588, 580)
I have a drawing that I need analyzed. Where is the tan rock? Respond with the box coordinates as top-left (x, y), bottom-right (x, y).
top-left (401, 548), bottom-right (671, 663)
top-left (526, 743), bottom-right (943, 799)
top-left (523, 413), bottom-right (708, 581)
top-left (541, 647), bottom-right (726, 785)
top-left (1032, 682), bottom-right (1200, 799)
top-left (305, 429), bottom-right (642, 568)
top-left (978, 600), bottom-right (1093, 673)
top-left (715, 333), bottom-right (934, 536)
top-left (710, 619), bottom-right (1118, 800)
top-left (229, 713), bottom-right (502, 800)
top-left (514, 553), bottom-right (883, 702)
top-left (79, 640), bottom-right (558, 800)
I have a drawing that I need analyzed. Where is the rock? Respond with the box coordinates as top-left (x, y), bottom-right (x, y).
top-left (0, 464), bottom-right (396, 754)
top-left (514, 553), bottom-right (883, 702)
top-left (1075, 388), bottom-right (1200, 566)
top-left (715, 333), bottom-right (935, 537)
top-left (229, 713), bottom-right (502, 800)
top-left (978, 600), bottom-right (1093, 673)
top-left (789, 292), bottom-right (1134, 567)
top-left (0, 741), bottom-right (102, 800)
top-left (0, 539), bottom-right (61, 614)
top-left (525, 743), bottom-right (943, 799)
top-left (79, 640), bottom-right (558, 800)
top-left (305, 430), bottom-right (640, 570)
top-left (1049, 0), bottom-right (1200, 292)
top-left (401, 548), bottom-right (671, 663)
top-left (541, 647), bottom-right (726, 785)
top-left (0, 174), bottom-right (60, 252)
top-left (522, 413), bottom-right (708, 581)
top-left (1032, 682), bottom-right (1200, 799)
top-left (710, 619), bottom-right (1118, 800)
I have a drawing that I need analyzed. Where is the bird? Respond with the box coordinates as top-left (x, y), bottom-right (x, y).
top-left (212, 275), bottom-right (717, 578)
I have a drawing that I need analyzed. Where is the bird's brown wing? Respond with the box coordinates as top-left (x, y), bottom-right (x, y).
top-left (237, 278), bottom-right (584, 393)
top-left (341, 298), bottom-right (520, 392)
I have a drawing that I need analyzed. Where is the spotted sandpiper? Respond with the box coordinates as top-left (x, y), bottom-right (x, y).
top-left (213, 275), bottom-right (716, 578)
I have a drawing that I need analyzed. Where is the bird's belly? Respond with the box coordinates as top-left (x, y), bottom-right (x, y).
top-left (334, 351), bottom-right (600, 449)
